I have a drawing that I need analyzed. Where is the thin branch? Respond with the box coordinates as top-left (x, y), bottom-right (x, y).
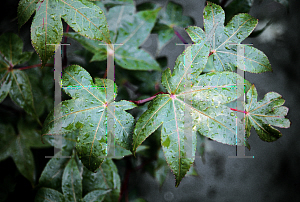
top-left (118, 157), bottom-right (131, 202)
top-left (129, 92), bottom-right (168, 105)
top-left (16, 63), bottom-right (53, 71)
top-left (174, 30), bottom-right (188, 44)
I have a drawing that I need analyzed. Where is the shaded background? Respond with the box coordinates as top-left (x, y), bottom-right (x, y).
top-left (0, 0), bottom-right (299, 201)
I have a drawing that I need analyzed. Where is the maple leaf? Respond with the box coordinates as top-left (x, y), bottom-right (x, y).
top-left (18, 0), bottom-right (110, 67)
top-left (65, 3), bottom-right (161, 71)
top-left (244, 85), bottom-right (291, 142)
top-left (36, 151), bottom-right (112, 202)
top-left (42, 65), bottom-right (136, 172)
top-left (132, 32), bottom-right (252, 186)
top-left (0, 119), bottom-right (50, 185)
top-left (0, 33), bottom-right (41, 121)
top-left (186, 1), bottom-right (271, 73)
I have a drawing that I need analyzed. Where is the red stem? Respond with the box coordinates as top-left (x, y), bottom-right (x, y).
top-left (130, 92), bottom-right (168, 105)
top-left (17, 63), bottom-right (53, 71)
top-left (118, 158), bottom-right (131, 202)
top-left (174, 30), bottom-right (188, 44)
top-left (230, 108), bottom-right (248, 114)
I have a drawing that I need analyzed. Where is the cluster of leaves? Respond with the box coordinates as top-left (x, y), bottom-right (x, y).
top-left (0, 0), bottom-right (291, 201)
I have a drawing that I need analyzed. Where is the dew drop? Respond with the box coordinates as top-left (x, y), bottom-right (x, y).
top-left (230, 112), bottom-right (235, 116)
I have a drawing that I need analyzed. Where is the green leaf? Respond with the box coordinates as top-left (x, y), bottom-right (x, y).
top-left (82, 158), bottom-right (120, 202)
top-left (29, 0), bottom-right (110, 67)
top-left (42, 65), bottom-right (136, 172)
top-left (153, 1), bottom-right (194, 54)
top-left (67, 5), bottom-right (161, 71)
top-left (9, 70), bottom-right (38, 119)
top-left (17, 0), bottom-right (39, 30)
top-left (42, 130), bottom-right (78, 157)
top-left (62, 157), bottom-right (82, 202)
top-left (133, 36), bottom-right (250, 186)
top-left (31, 0), bottom-right (63, 68)
top-left (100, 0), bottom-right (134, 7)
top-left (113, 145), bottom-right (149, 159)
top-left (244, 85), bottom-right (291, 141)
top-left (18, 119), bottom-right (50, 148)
top-left (0, 120), bottom-right (46, 185)
top-left (39, 151), bottom-right (72, 192)
top-left (0, 33), bottom-right (33, 104)
top-left (196, 132), bottom-right (206, 164)
top-left (35, 187), bottom-right (65, 202)
top-left (82, 190), bottom-right (111, 202)
top-left (0, 33), bottom-right (32, 68)
top-left (152, 149), bottom-right (170, 187)
top-left (0, 70), bottom-right (11, 103)
top-left (224, 0), bottom-right (254, 24)
top-left (186, 164), bottom-right (199, 176)
top-left (0, 124), bottom-right (15, 162)
top-left (274, 0), bottom-right (289, 7)
top-left (59, 0), bottom-right (111, 43)
top-left (186, 2), bottom-right (271, 73)
top-left (10, 136), bottom-right (35, 185)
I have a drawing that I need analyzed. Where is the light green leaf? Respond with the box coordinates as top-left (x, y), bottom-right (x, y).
top-left (31, 0), bottom-right (63, 67)
top-left (82, 158), bottom-right (120, 202)
top-left (244, 85), bottom-right (290, 141)
top-left (59, 0), bottom-right (111, 43)
top-left (62, 157), bottom-right (82, 202)
top-left (82, 190), bottom-right (111, 202)
top-left (67, 5), bottom-right (161, 70)
top-left (17, 0), bottom-right (39, 30)
top-left (35, 187), bottom-right (65, 202)
top-left (153, 1), bottom-right (194, 54)
top-left (42, 65), bottom-right (136, 172)
top-left (186, 2), bottom-right (271, 73)
top-left (29, 0), bottom-right (109, 67)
